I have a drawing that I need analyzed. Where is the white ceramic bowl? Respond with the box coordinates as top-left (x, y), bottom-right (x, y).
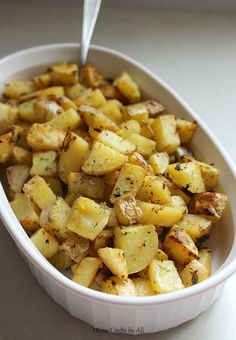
top-left (0, 43), bottom-right (236, 334)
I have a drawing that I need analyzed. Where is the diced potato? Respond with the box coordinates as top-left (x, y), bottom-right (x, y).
top-left (23, 175), bottom-right (57, 209)
top-left (0, 103), bottom-right (18, 134)
top-left (30, 227), bottom-right (59, 258)
top-left (6, 165), bottom-right (30, 194)
top-left (167, 162), bottom-right (205, 193)
top-left (53, 95), bottom-right (77, 110)
top-left (30, 151), bottom-right (58, 177)
top-left (167, 181), bottom-right (191, 205)
top-left (18, 100), bottom-right (37, 122)
top-left (48, 63), bottom-right (78, 85)
top-left (101, 277), bottom-right (136, 296)
top-left (136, 175), bottom-right (172, 205)
top-left (68, 172), bottom-right (105, 201)
top-left (139, 119), bottom-right (154, 139)
top-left (27, 123), bottom-right (66, 151)
top-left (82, 141), bottom-right (128, 176)
top-left (99, 99), bottom-right (123, 124)
top-left (75, 89), bottom-right (106, 108)
top-left (176, 118), bottom-right (198, 144)
top-left (91, 230), bottom-right (114, 253)
top-left (33, 73), bottom-right (51, 89)
top-left (34, 98), bottom-right (63, 122)
top-left (125, 133), bottom-right (156, 158)
top-left (149, 260), bottom-right (184, 294)
top-left (99, 84), bottom-right (124, 101)
top-left (110, 163), bottom-right (145, 203)
top-left (114, 194), bottom-right (143, 225)
top-left (155, 249), bottom-right (169, 260)
top-left (132, 278), bottom-right (154, 296)
top-left (122, 103), bottom-right (149, 121)
top-left (143, 100), bottom-right (165, 117)
top-left (10, 146), bottom-right (32, 166)
top-left (163, 225), bottom-right (199, 266)
top-left (58, 132), bottom-right (89, 183)
top-left (152, 114), bottom-right (180, 154)
top-left (49, 108), bottom-right (81, 130)
top-left (43, 176), bottom-right (63, 196)
top-left (138, 201), bottom-right (184, 227)
top-left (180, 259), bottom-right (208, 287)
top-left (10, 193), bottom-right (40, 232)
top-left (96, 130), bottom-right (136, 155)
top-left (120, 119), bottom-right (141, 138)
top-left (177, 214), bottom-right (212, 243)
top-left (4, 80), bottom-right (35, 99)
top-left (60, 235), bottom-right (90, 263)
top-left (40, 197), bottom-right (72, 241)
top-left (50, 250), bottom-right (73, 270)
top-left (98, 247), bottom-right (128, 279)
top-left (198, 248), bottom-right (212, 277)
top-left (114, 72), bottom-right (141, 103)
top-left (0, 131), bottom-right (14, 164)
top-left (20, 86), bottom-right (65, 102)
top-left (65, 83), bottom-right (86, 100)
top-left (169, 195), bottom-right (188, 215)
top-left (114, 224), bottom-right (158, 274)
top-left (128, 152), bottom-right (153, 175)
top-left (72, 257), bottom-right (102, 287)
top-left (81, 63), bottom-right (103, 88)
top-left (149, 152), bottom-right (169, 175)
top-left (67, 197), bottom-right (111, 240)
top-left (107, 208), bottom-right (119, 227)
top-left (190, 192), bottom-right (228, 222)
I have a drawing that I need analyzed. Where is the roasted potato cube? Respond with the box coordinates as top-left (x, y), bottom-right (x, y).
top-left (60, 235), bottom-right (90, 263)
top-left (180, 259), bottom-right (208, 287)
top-left (33, 73), bottom-right (51, 89)
top-left (138, 201), bottom-right (184, 227)
top-left (40, 197), bottom-right (72, 241)
top-left (98, 247), bottom-right (128, 279)
top-left (152, 114), bottom-right (180, 154)
top-left (114, 72), bottom-right (141, 103)
top-left (198, 248), bottom-right (212, 277)
top-left (155, 249), bottom-right (169, 260)
top-left (163, 225), bottom-right (198, 266)
top-left (34, 98), bottom-right (63, 122)
top-left (30, 227), bottom-right (59, 258)
top-left (143, 100), bottom-right (165, 117)
top-left (128, 152), bottom-right (153, 175)
top-left (81, 63), bottom-right (103, 88)
top-left (169, 195), bottom-right (188, 215)
top-left (0, 131), bottom-right (14, 164)
top-left (177, 214), bottom-right (212, 243)
top-left (58, 131), bottom-right (89, 183)
top-left (27, 123), bottom-right (66, 151)
top-left (110, 163), bottom-right (145, 203)
top-left (149, 152), bottom-right (169, 175)
top-left (30, 151), bottom-right (58, 177)
top-left (20, 86), bottom-right (64, 102)
top-left (82, 141), bottom-right (127, 176)
top-left (91, 230), bottom-right (114, 253)
top-left (132, 278), bottom-right (154, 296)
top-left (6, 165), bottom-right (30, 194)
top-left (9, 146), bottom-right (32, 166)
top-left (122, 103), bottom-right (149, 121)
top-left (4, 80), bottom-right (35, 99)
top-left (65, 83), bottom-right (86, 100)
top-left (18, 100), bottom-right (38, 123)
top-left (68, 172), bottom-right (105, 201)
top-left (23, 175), bottom-right (56, 209)
top-left (149, 260), bottom-right (184, 294)
top-left (72, 257), bottom-right (102, 287)
top-left (43, 176), bottom-right (63, 196)
top-left (139, 119), bottom-right (154, 139)
top-left (124, 133), bottom-right (156, 158)
top-left (114, 194), bottom-right (143, 225)
top-left (50, 250), bottom-right (73, 270)
top-left (107, 208), bottom-right (119, 227)
top-left (67, 197), bottom-right (111, 240)
top-left (96, 130), bottom-right (136, 155)
top-left (53, 95), bottom-right (77, 110)
top-left (49, 108), bottom-right (81, 131)
top-left (75, 89), bottom-right (106, 108)
top-left (10, 193), bottom-right (40, 232)
top-left (136, 175), bottom-right (172, 205)
top-left (189, 192), bottom-right (228, 222)
top-left (114, 225), bottom-right (158, 274)
top-left (0, 103), bottom-right (18, 134)
top-left (167, 181), bottom-right (191, 205)
top-left (99, 84), bottom-right (125, 101)
top-left (167, 162), bottom-right (205, 193)
top-left (176, 118), bottom-right (197, 144)
top-left (99, 99), bottom-right (123, 124)
top-left (48, 63), bottom-right (78, 85)
top-left (120, 119), bottom-right (141, 138)
top-left (101, 277), bottom-right (136, 296)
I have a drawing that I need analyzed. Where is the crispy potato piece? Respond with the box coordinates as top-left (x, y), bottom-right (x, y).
top-left (81, 63), bottom-right (103, 88)
top-left (176, 118), bottom-right (198, 144)
top-left (180, 259), bottom-right (208, 287)
top-left (0, 131), bottom-right (15, 164)
top-left (20, 86), bottom-right (65, 102)
top-left (169, 195), bottom-right (188, 215)
top-left (0, 103), bottom-right (18, 134)
top-left (189, 192), bottom-right (228, 222)
top-left (101, 277), bottom-right (136, 296)
top-left (143, 100), bottom-right (165, 117)
top-left (155, 249), bottom-right (169, 260)
top-left (114, 72), bottom-right (141, 103)
top-left (6, 165), bottom-right (30, 194)
top-left (72, 257), bottom-right (102, 287)
top-left (75, 89), bottom-right (106, 108)
top-left (122, 103), bottom-right (149, 121)
top-left (96, 130), bottom-right (136, 155)
top-left (91, 230), bottom-right (114, 253)
top-left (120, 119), bottom-right (141, 138)
top-left (99, 84), bottom-right (125, 101)
top-left (65, 83), bottom-right (86, 100)
top-left (60, 235), bottom-right (90, 263)
top-left (58, 131), bottom-right (89, 183)
top-left (99, 99), bottom-right (123, 124)
top-left (34, 98), bottom-right (63, 121)
top-left (49, 108), bottom-right (81, 131)
top-left (167, 180), bottom-right (191, 205)
top-left (114, 224), bottom-right (158, 274)
top-left (163, 225), bottom-right (199, 266)
top-left (149, 260), bottom-right (184, 294)
top-left (10, 193), bottom-right (40, 232)
top-left (50, 250), bottom-right (73, 270)
top-left (9, 146), bottom-right (32, 166)
top-left (128, 152), bottom-right (154, 175)
top-left (114, 194), bottom-right (143, 225)
top-left (139, 119), bottom-right (154, 139)
top-left (132, 278), bottom-right (154, 296)
top-left (67, 197), bottom-right (111, 240)
top-left (198, 248), bottom-right (212, 277)
top-left (48, 63), bottom-right (78, 85)
top-left (4, 80), bottom-right (36, 99)
top-left (98, 247), bottom-right (128, 279)
top-left (125, 133), bottom-right (156, 158)
top-left (152, 114), bottom-right (180, 154)
top-left (30, 151), bottom-right (58, 177)
top-left (53, 95), bottom-right (77, 110)
top-left (149, 152), bottom-right (169, 175)
top-left (177, 214), bottom-right (212, 243)
top-left (82, 141), bottom-right (128, 176)
top-left (30, 228), bottom-right (59, 259)
top-left (107, 208), bottom-right (119, 227)
top-left (33, 73), bottom-right (51, 89)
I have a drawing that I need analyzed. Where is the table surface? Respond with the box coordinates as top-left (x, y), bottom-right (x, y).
top-left (1, 2), bottom-right (236, 339)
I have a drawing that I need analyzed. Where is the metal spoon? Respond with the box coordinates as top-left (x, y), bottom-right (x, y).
top-left (80, 0), bottom-right (102, 70)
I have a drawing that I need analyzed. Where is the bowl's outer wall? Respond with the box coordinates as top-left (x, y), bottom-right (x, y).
top-left (0, 44), bottom-right (236, 334)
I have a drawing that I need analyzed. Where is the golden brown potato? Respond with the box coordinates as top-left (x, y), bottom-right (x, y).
top-left (122, 103), bottom-right (149, 121)
top-left (114, 194), bottom-right (143, 225)
top-left (176, 118), bottom-right (198, 144)
top-left (50, 250), bottom-right (73, 270)
top-left (30, 227), bottom-right (59, 259)
top-left (96, 129), bottom-right (136, 155)
top-left (149, 152), bottom-right (169, 175)
top-left (30, 151), bottom-right (58, 177)
top-left (60, 235), bottom-right (90, 263)
top-left (81, 63), bottom-right (103, 88)
top-left (0, 103), bottom-right (18, 135)
top-left (124, 133), bottom-right (156, 158)
top-left (180, 259), bottom-right (208, 287)
top-left (98, 247), bottom-right (128, 279)
top-left (198, 248), bottom-right (212, 277)
top-left (72, 257), bottom-right (102, 287)
top-left (48, 63), bottom-right (78, 85)
top-left (113, 72), bottom-right (141, 103)
top-left (101, 277), bottom-right (136, 296)
top-left (132, 277), bottom-right (154, 296)
top-left (177, 214), bottom-right (212, 243)
top-left (6, 165), bottom-right (30, 195)
top-left (4, 80), bottom-right (36, 99)
top-left (143, 100), bottom-right (165, 117)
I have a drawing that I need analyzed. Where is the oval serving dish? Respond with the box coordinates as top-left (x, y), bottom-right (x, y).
top-left (0, 43), bottom-right (236, 334)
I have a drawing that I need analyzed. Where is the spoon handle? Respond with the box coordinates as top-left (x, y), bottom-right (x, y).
top-left (80, 0), bottom-right (102, 68)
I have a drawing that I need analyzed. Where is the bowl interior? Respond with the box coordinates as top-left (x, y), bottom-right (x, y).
top-left (0, 44), bottom-right (235, 277)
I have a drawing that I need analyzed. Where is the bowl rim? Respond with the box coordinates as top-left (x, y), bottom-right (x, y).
top-left (1, 42), bottom-right (236, 306)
